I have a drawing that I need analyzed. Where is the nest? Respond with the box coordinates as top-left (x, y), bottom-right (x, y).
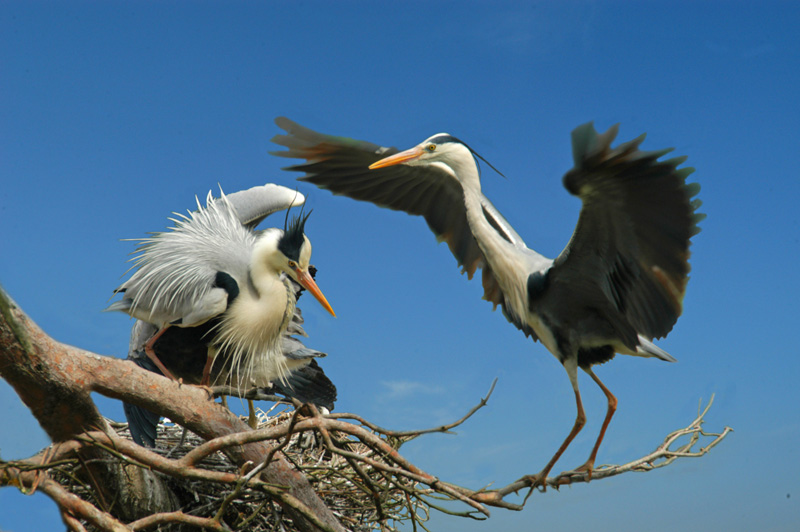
top-left (54, 404), bottom-right (431, 532)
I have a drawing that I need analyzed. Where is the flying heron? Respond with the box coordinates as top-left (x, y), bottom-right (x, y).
top-left (108, 183), bottom-right (337, 437)
top-left (271, 118), bottom-right (703, 487)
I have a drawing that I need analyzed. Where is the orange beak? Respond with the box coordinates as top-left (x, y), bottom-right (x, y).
top-left (368, 146), bottom-right (424, 170)
top-left (294, 267), bottom-right (336, 317)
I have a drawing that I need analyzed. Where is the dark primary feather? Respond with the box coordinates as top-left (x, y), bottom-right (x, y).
top-left (124, 348), bottom-right (161, 447)
top-left (271, 117), bottom-right (535, 337)
top-left (271, 117), bottom-right (487, 281)
top-left (271, 359), bottom-right (337, 411)
top-left (548, 123), bottom-right (704, 345)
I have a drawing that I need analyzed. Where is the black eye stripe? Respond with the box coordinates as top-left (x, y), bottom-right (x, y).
top-left (428, 134), bottom-right (462, 145)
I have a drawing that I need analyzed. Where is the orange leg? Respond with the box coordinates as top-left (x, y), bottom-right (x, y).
top-left (144, 326), bottom-right (178, 381)
top-left (524, 387), bottom-right (587, 490)
top-left (569, 367), bottom-right (617, 480)
top-left (200, 347), bottom-right (218, 386)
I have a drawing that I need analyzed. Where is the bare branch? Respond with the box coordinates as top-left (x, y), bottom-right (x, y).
top-left (1, 284), bottom-right (732, 531)
top-left (0, 286), bottom-right (344, 532)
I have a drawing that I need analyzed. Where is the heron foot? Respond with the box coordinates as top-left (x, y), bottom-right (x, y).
top-left (189, 383), bottom-right (215, 401)
top-left (520, 471), bottom-right (549, 492)
top-left (563, 459), bottom-right (595, 482)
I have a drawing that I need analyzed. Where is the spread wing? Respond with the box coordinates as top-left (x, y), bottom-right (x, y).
top-left (271, 117), bottom-right (541, 337)
top-left (271, 117), bottom-right (488, 279)
top-left (547, 123), bottom-right (704, 346)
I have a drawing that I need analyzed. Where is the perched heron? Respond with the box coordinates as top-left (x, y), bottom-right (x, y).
top-left (271, 118), bottom-right (703, 487)
top-left (108, 184), bottom-right (337, 439)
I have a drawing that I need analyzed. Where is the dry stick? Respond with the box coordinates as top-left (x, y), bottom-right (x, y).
top-left (0, 287), bottom-right (345, 532)
top-left (326, 379), bottom-right (497, 439)
top-left (37, 477), bottom-right (130, 532)
top-left (129, 511), bottom-right (232, 532)
top-left (448, 395), bottom-right (732, 507)
top-left (115, 386), bottom-right (730, 515)
top-left (3, 282), bottom-right (732, 528)
top-left (62, 512), bottom-right (89, 532)
top-left (310, 405), bottom-right (388, 524)
top-left (211, 418), bottom-right (298, 527)
top-left (7, 387), bottom-right (732, 524)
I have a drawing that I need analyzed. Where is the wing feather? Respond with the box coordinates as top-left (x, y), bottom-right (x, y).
top-left (272, 117), bottom-right (487, 280)
top-left (272, 118), bottom-right (540, 338)
top-left (551, 123), bottom-right (703, 342)
top-left (108, 191), bottom-right (255, 327)
top-left (225, 184), bottom-right (305, 229)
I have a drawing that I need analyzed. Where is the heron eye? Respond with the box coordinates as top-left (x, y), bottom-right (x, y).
top-left (427, 144), bottom-right (436, 152)
top-left (288, 260), bottom-right (298, 269)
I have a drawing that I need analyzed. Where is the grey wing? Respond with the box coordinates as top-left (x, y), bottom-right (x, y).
top-left (225, 184), bottom-right (306, 229)
top-left (107, 193), bottom-right (251, 327)
top-left (547, 123), bottom-right (704, 345)
top-left (271, 117), bottom-right (515, 315)
top-left (124, 320), bottom-right (162, 447)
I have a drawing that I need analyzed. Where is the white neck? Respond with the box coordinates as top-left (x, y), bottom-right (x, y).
top-left (458, 164), bottom-right (546, 325)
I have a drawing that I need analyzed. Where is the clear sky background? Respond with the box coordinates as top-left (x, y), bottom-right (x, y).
top-left (1, 2), bottom-right (798, 531)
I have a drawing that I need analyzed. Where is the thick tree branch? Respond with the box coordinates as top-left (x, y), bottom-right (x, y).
top-left (1, 284), bottom-right (731, 531)
top-left (0, 286), bottom-right (344, 532)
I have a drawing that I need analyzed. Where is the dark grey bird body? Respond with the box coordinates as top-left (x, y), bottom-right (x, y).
top-left (271, 118), bottom-right (703, 485)
top-left (125, 298), bottom-right (337, 447)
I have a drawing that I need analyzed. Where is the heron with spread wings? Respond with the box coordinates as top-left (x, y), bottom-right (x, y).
top-left (271, 118), bottom-right (703, 487)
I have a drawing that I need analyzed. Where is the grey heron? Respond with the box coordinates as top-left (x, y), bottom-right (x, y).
top-left (271, 118), bottom-right (703, 487)
top-left (108, 183), bottom-right (337, 437)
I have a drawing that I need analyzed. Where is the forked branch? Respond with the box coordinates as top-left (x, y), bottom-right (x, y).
top-left (0, 285), bottom-right (731, 531)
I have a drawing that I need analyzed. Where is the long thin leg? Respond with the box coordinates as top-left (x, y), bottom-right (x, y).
top-left (201, 346), bottom-right (218, 386)
top-left (571, 367), bottom-right (617, 479)
top-left (524, 360), bottom-right (586, 490)
top-left (583, 368), bottom-right (617, 479)
top-left (144, 326), bottom-right (178, 380)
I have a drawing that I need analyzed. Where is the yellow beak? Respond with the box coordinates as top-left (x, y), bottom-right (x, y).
top-left (368, 146), bottom-right (424, 170)
top-left (294, 267), bottom-right (336, 317)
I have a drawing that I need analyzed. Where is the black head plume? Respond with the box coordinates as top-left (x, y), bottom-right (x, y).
top-left (279, 208), bottom-right (312, 261)
top-left (430, 134), bottom-right (505, 179)
top-left (470, 146), bottom-right (506, 179)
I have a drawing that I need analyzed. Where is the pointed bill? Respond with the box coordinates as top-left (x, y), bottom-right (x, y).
top-left (368, 146), bottom-right (424, 169)
top-left (295, 268), bottom-right (336, 317)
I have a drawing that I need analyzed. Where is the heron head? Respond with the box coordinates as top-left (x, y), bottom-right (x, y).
top-left (369, 134), bottom-right (503, 183)
top-left (275, 211), bottom-right (336, 317)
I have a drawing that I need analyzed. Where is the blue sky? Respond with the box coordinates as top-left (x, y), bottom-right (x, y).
top-left (1, 2), bottom-right (798, 530)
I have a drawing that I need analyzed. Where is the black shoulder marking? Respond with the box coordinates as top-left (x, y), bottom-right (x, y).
top-left (278, 211), bottom-right (311, 261)
top-left (527, 270), bottom-right (550, 307)
top-left (214, 271), bottom-right (240, 305)
top-left (482, 205), bottom-right (513, 244)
